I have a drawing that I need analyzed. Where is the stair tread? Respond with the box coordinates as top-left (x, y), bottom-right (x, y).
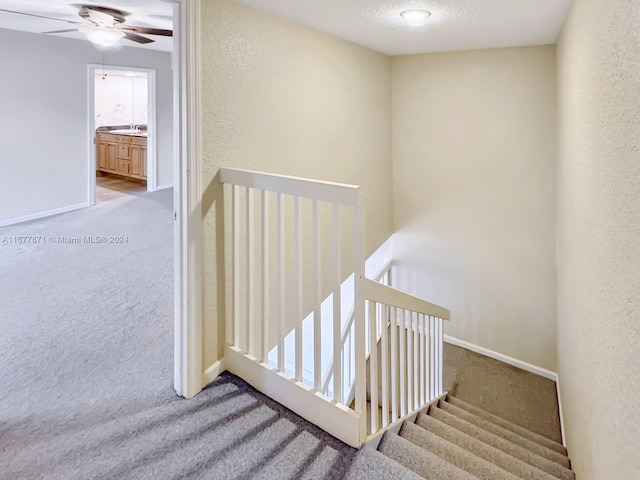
top-left (399, 420), bottom-right (522, 480)
top-left (440, 400), bottom-right (570, 468)
top-left (429, 406), bottom-right (575, 480)
top-left (417, 411), bottom-right (564, 480)
top-left (446, 396), bottom-right (569, 456)
top-left (346, 445), bottom-right (426, 480)
top-left (378, 431), bottom-right (479, 480)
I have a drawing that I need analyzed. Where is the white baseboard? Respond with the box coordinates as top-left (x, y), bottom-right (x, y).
top-left (155, 183), bottom-right (173, 191)
top-left (0, 202), bottom-right (90, 228)
top-left (443, 335), bottom-right (558, 382)
top-left (202, 358), bottom-right (226, 387)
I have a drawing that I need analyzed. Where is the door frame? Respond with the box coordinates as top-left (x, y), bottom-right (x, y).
top-left (87, 65), bottom-right (158, 199)
top-left (169, 0), bottom-right (203, 399)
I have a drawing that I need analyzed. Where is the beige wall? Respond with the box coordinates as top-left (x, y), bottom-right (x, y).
top-left (391, 46), bottom-right (558, 371)
top-left (200, 0), bottom-right (393, 367)
top-left (557, 0), bottom-right (640, 477)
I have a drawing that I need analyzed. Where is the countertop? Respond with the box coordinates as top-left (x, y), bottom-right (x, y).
top-left (96, 127), bottom-right (148, 138)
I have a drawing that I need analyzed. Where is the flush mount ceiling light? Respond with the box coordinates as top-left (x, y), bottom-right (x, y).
top-left (400, 9), bottom-right (432, 27)
top-left (79, 25), bottom-right (126, 48)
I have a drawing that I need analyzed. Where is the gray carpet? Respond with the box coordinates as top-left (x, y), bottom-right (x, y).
top-left (0, 189), bottom-right (417, 480)
top-left (3, 369), bottom-right (415, 480)
top-left (1, 189), bottom-right (174, 421)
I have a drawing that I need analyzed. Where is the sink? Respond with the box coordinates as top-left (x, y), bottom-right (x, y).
top-left (108, 129), bottom-right (147, 136)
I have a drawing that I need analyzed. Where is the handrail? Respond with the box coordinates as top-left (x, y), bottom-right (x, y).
top-left (362, 279), bottom-right (450, 321)
top-left (219, 167), bottom-right (360, 206)
top-left (362, 281), bottom-right (447, 436)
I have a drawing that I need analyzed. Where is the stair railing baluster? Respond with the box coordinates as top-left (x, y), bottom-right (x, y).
top-left (294, 195), bottom-right (302, 381)
top-left (332, 202), bottom-right (342, 404)
top-left (312, 199), bottom-right (321, 390)
top-left (381, 303), bottom-right (389, 428)
top-left (276, 192), bottom-right (284, 371)
top-left (261, 189), bottom-right (269, 363)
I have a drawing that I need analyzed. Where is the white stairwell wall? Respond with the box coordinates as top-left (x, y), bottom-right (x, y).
top-left (391, 46), bottom-right (558, 372)
top-left (557, 0), bottom-right (640, 477)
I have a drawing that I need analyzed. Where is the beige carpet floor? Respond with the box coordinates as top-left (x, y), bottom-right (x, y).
top-left (443, 342), bottom-right (562, 443)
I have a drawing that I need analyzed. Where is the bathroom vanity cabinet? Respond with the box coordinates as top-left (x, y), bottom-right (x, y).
top-left (96, 133), bottom-right (147, 181)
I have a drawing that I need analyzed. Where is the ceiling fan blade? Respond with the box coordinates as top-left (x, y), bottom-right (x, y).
top-left (0, 8), bottom-right (81, 25)
top-left (87, 9), bottom-right (115, 28)
top-left (119, 26), bottom-right (173, 37)
top-left (123, 32), bottom-right (155, 44)
top-left (42, 29), bottom-right (80, 34)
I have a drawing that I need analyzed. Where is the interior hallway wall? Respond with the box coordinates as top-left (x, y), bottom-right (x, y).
top-left (200, 0), bottom-right (393, 367)
top-left (0, 28), bottom-right (173, 225)
top-left (556, 0), bottom-right (640, 477)
top-left (391, 46), bottom-right (558, 371)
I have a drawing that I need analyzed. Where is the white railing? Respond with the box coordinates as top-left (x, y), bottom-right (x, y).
top-left (362, 278), bottom-right (449, 439)
top-left (220, 167), bottom-right (449, 447)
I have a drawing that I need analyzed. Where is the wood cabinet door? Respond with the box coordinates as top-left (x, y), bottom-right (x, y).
top-left (117, 160), bottom-right (131, 175)
top-left (118, 144), bottom-right (130, 160)
top-left (130, 146), bottom-right (142, 177)
top-left (107, 143), bottom-right (118, 172)
top-left (141, 147), bottom-right (147, 179)
top-left (97, 141), bottom-right (108, 170)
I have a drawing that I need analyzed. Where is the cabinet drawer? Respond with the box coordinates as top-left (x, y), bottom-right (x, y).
top-left (116, 135), bottom-right (133, 143)
top-left (118, 144), bottom-right (130, 159)
top-left (118, 160), bottom-right (131, 175)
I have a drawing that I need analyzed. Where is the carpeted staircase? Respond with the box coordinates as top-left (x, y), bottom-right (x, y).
top-left (374, 394), bottom-right (574, 480)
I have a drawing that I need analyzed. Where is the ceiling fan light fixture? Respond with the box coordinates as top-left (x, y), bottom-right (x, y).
top-left (400, 9), bottom-right (432, 27)
top-left (79, 25), bottom-right (125, 47)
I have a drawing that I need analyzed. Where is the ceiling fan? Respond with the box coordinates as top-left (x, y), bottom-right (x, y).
top-left (0, 5), bottom-right (172, 49)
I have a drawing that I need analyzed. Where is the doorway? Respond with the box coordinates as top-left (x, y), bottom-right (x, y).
top-left (88, 65), bottom-right (158, 205)
top-left (87, 0), bottom-right (204, 399)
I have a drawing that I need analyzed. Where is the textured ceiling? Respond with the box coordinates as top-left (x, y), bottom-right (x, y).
top-left (235, 0), bottom-right (573, 55)
top-left (0, 0), bottom-right (173, 51)
top-left (0, 1), bottom-right (573, 55)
